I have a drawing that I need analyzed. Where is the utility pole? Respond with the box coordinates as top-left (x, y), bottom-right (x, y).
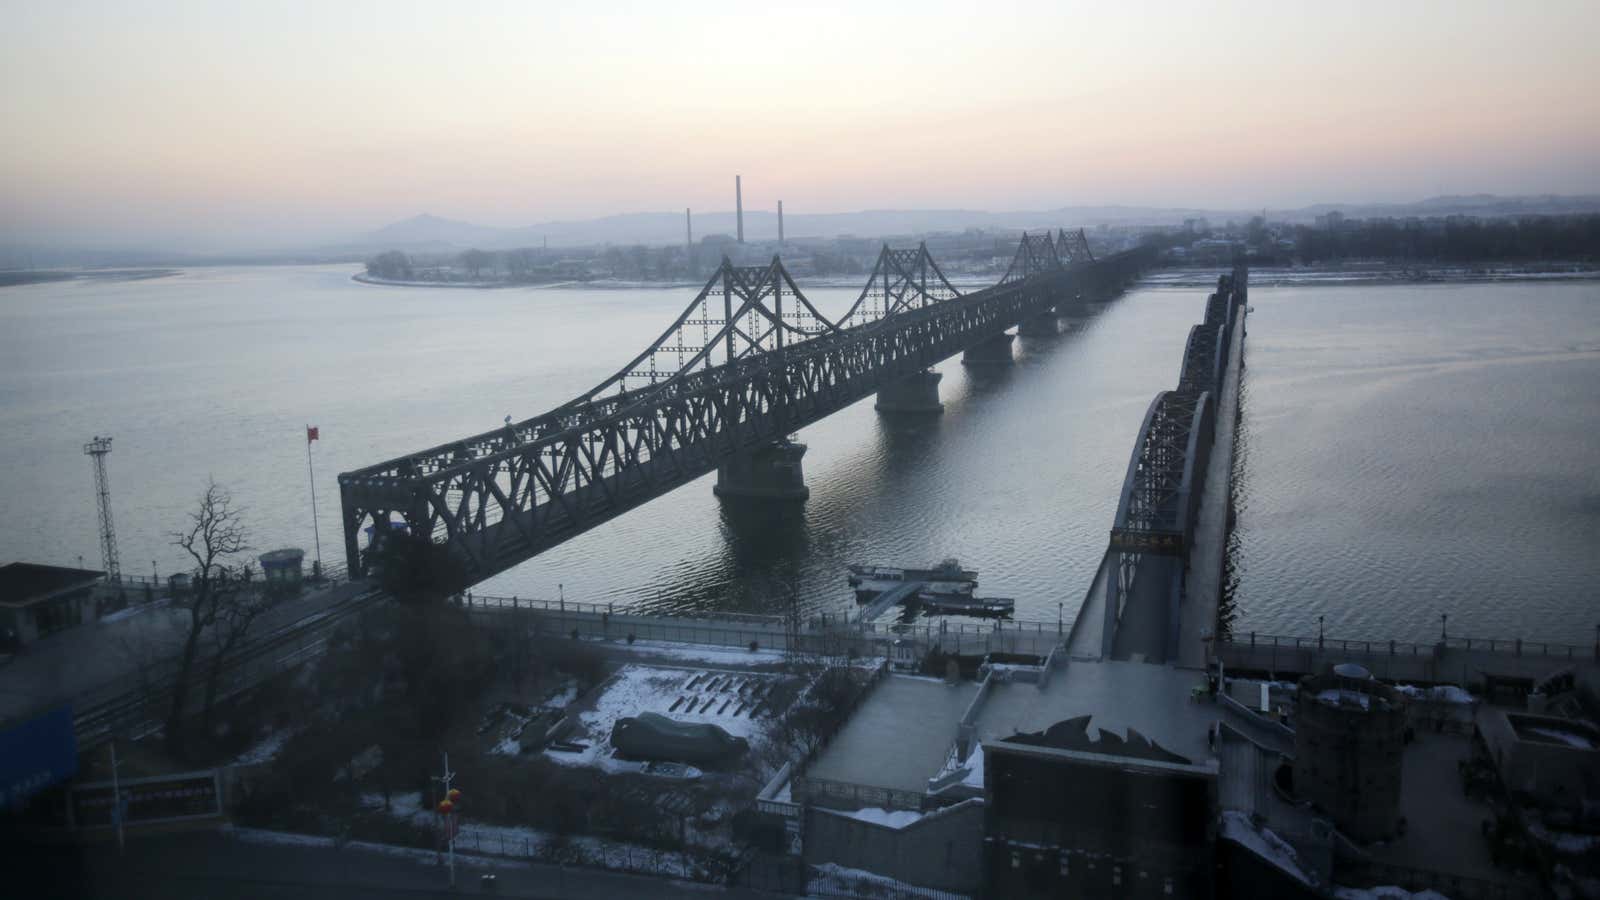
top-left (83, 436), bottom-right (120, 581)
top-left (305, 426), bottom-right (322, 574)
top-left (109, 741), bottom-right (125, 854)
top-left (432, 752), bottom-right (458, 888)
top-left (735, 175), bottom-right (744, 244)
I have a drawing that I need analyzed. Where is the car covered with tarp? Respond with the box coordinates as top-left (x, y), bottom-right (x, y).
top-left (611, 712), bottom-right (749, 765)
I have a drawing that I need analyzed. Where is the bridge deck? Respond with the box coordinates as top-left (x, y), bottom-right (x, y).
top-left (1178, 296), bottom-right (1248, 668)
top-left (857, 581), bottom-right (923, 623)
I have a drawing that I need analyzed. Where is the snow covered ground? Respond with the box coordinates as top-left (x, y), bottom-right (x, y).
top-left (232, 728), bottom-right (293, 765)
top-left (808, 862), bottom-right (969, 900)
top-left (1333, 886), bottom-right (1452, 900)
top-left (544, 663), bottom-right (777, 771)
top-left (1393, 684), bottom-right (1476, 705)
top-left (609, 639), bottom-right (790, 667)
top-left (359, 791), bottom-right (707, 874)
top-left (1220, 810), bottom-right (1315, 887)
top-left (825, 806), bottom-right (925, 829)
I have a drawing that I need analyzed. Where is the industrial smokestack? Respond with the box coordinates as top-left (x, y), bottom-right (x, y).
top-left (778, 200), bottom-right (784, 244)
top-left (736, 175), bottom-right (744, 244)
top-left (685, 208), bottom-right (692, 252)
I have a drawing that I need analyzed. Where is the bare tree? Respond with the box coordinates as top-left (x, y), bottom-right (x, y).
top-left (165, 480), bottom-right (252, 757)
top-left (200, 563), bottom-right (270, 734)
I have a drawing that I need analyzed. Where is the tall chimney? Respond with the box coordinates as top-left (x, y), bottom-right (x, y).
top-left (685, 208), bottom-right (692, 252)
top-left (736, 175), bottom-right (744, 244)
top-left (778, 200), bottom-right (784, 244)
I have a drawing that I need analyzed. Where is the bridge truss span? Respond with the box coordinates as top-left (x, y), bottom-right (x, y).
top-left (339, 237), bottom-right (1156, 585)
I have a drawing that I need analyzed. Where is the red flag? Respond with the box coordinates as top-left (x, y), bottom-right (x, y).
top-left (306, 425), bottom-right (319, 443)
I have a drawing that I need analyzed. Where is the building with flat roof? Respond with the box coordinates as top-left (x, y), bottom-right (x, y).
top-left (0, 562), bottom-right (105, 646)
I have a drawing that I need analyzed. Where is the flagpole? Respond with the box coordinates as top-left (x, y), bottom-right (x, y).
top-left (306, 426), bottom-right (322, 573)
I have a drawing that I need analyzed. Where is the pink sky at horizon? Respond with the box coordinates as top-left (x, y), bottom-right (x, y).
top-left (2, 1), bottom-right (1597, 250)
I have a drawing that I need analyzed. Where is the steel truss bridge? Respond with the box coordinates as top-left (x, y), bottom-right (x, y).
top-left (1101, 265), bottom-right (1247, 659)
top-left (339, 230), bottom-right (1155, 587)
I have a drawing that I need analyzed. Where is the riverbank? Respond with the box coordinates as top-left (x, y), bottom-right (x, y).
top-left (0, 268), bottom-right (180, 287)
top-left (1144, 262), bottom-right (1600, 288)
top-left (351, 272), bottom-right (973, 291)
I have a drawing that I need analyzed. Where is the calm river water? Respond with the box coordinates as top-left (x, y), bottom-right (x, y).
top-left (2, 266), bottom-right (1596, 644)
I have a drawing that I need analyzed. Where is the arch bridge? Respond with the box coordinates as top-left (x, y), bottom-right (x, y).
top-left (339, 230), bottom-right (1154, 587)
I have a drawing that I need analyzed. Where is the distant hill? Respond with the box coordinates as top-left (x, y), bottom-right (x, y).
top-left (356, 194), bottom-right (1600, 252)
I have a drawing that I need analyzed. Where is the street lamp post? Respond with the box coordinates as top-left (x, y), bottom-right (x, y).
top-left (433, 753), bottom-right (461, 888)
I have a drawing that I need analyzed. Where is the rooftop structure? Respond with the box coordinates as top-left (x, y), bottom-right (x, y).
top-left (1292, 667), bottom-right (1407, 842)
top-left (0, 562), bottom-right (105, 646)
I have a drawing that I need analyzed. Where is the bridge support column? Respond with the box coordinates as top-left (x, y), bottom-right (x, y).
top-left (1017, 311), bottom-right (1059, 337)
top-left (962, 332), bottom-right (1015, 366)
top-left (714, 440), bottom-right (809, 501)
top-left (875, 369), bottom-right (943, 414)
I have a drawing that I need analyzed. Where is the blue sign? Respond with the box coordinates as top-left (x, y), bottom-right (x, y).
top-left (0, 705), bottom-right (78, 809)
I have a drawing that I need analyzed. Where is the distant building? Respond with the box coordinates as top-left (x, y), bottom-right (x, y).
top-left (0, 562), bottom-right (106, 646)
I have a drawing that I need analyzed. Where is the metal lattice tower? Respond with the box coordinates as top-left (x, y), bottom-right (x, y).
top-left (84, 435), bottom-right (120, 581)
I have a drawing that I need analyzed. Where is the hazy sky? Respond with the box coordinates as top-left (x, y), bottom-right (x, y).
top-left (3, 0), bottom-right (1598, 249)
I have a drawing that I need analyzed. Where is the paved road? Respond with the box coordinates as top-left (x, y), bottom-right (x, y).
top-left (18, 830), bottom-right (779, 899)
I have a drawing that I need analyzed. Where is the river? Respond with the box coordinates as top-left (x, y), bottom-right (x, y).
top-left (2, 265), bottom-right (1595, 645)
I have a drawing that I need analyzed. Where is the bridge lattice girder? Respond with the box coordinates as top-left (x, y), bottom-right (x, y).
top-left (1108, 264), bottom-right (1247, 570)
top-left (1000, 231), bottom-right (1065, 284)
top-left (1111, 388), bottom-right (1216, 557)
top-left (340, 244), bottom-right (1157, 584)
top-left (1056, 228), bottom-right (1096, 266)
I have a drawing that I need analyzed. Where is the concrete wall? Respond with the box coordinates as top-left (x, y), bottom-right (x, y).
top-left (803, 798), bottom-right (984, 895)
top-left (1478, 709), bottom-right (1600, 809)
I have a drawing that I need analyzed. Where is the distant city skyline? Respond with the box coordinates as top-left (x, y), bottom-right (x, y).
top-left (3, 1), bottom-right (1598, 251)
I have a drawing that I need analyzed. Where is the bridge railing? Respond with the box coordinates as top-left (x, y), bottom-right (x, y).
top-left (1224, 631), bottom-right (1596, 661)
top-left (460, 592), bottom-right (791, 627)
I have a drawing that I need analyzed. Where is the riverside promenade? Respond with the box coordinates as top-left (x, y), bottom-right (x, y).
top-left (458, 592), bottom-right (1070, 662)
top-left (1215, 629), bottom-right (1599, 685)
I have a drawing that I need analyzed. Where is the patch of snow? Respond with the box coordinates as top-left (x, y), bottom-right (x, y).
top-left (827, 806), bottom-right (925, 829)
top-left (1317, 689), bottom-right (1370, 711)
top-left (368, 792), bottom-right (705, 869)
top-left (490, 736), bottom-right (522, 756)
top-left (542, 678), bottom-right (580, 709)
top-left (808, 862), bottom-right (969, 900)
top-left (1428, 685), bottom-right (1475, 704)
top-left (1529, 822), bottom-right (1600, 854)
top-left (611, 639), bottom-right (789, 666)
top-left (961, 745), bottom-right (985, 788)
top-left (1220, 810), bottom-right (1314, 886)
top-left (1394, 684), bottom-right (1476, 705)
top-left (100, 597), bottom-right (170, 624)
top-left (1525, 727), bottom-right (1595, 750)
top-left (233, 730), bottom-right (292, 766)
top-left (1333, 886), bottom-right (1452, 900)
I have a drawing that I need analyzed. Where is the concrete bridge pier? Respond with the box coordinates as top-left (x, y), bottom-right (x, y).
top-left (962, 332), bottom-right (1015, 366)
top-left (875, 369), bottom-right (944, 414)
top-left (1017, 311), bottom-right (1060, 337)
top-left (713, 439), bottom-right (810, 501)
